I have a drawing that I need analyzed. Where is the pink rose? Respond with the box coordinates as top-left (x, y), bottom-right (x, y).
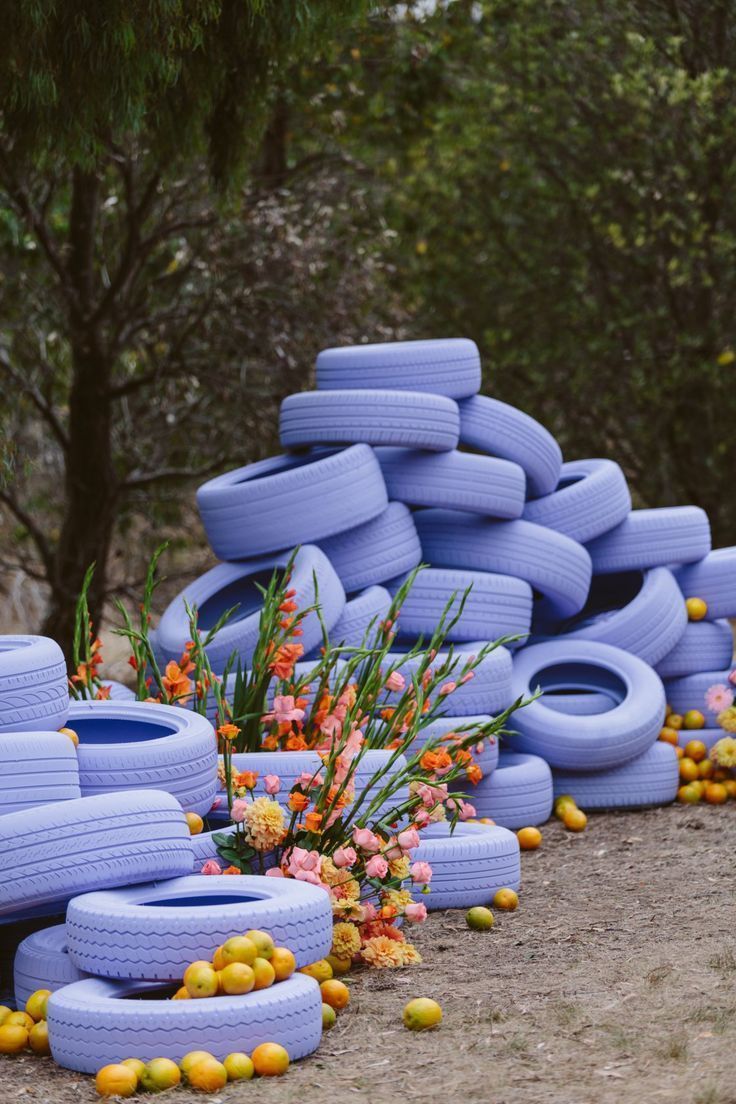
top-left (263, 774), bottom-right (281, 795)
top-left (385, 670), bottom-right (406, 692)
top-left (200, 859), bottom-right (222, 876)
top-left (458, 799), bottom-right (476, 821)
top-left (438, 680), bottom-right (457, 697)
top-left (333, 846), bottom-right (358, 869)
top-left (414, 808), bottom-right (431, 829)
top-left (404, 901), bottom-right (428, 923)
top-left (411, 860), bottom-right (433, 884)
top-left (352, 826), bottom-right (382, 853)
top-left (266, 867), bottom-right (285, 877)
top-left (361, 901), bottom-right (378, 922)
top-left (230, 799), bottom-right (247, 823)
top-left (286, 846), bottom-right (322, 885)
top-left (397, 827), bottom-right (420, 852)
top-left (365, 854), bottom-right (389, 879)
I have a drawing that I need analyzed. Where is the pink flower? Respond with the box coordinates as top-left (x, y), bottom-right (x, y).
top-left (210, 796), bottom-right (222, 810)
top-left (438, 681), bottom-right (457, 697)
top-left (230, 799), bottom-right (247, 822)
top-left (200, 859), bottom-right (222, 875)
top-left (362, 901), bottom-right (378, 922)
top-left (460, 670), bottom-right (475, 685)
top-left (404, 901), bottom-right (428, 923)
top-left (298, 770), bottom-right (323, 789)
top-left (411, 860), bottom-right (433, 884)
top-left (385, 670), bottom-right (406, 692)
top-left (397, 827), bottom-right (420, 852)
top-left (333, 845), bottom-right (358, 868)
top-left (705, 684), bottom-right (734, 713)
top-left (266, 867), bottom-right (285, 877)
top-left (729, 669), bottom-right (736, 686)
top-left (365, 854), bottom-right (389, 879)
top-left (415, 781), bottom-right (448, 808)
top-left (320, 714), bottom-right (343, 740)
top-left (286, 846), bottom-right (322, 885)
top-left (352, 826), bottom-right (382, 853)
top-left (263, 774), bottom-right (281, 795)
top-left (457, 799), bottom-right (476, 820)
top-left (261, 694), bottom-right (306, 725)
top-left (414, 808), bottom-right (431, 829)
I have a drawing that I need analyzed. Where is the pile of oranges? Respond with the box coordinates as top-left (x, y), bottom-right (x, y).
top-left (657, 706), bottom-right (736, 806)
top-left (0, 989), bottom-right (51, 1056)
top-left (173, 928), bottom-right (295, 999)
top-left (553, 794), bottom-right (588, 832)
top-left (96, 1042), bottom-right (291, 1096)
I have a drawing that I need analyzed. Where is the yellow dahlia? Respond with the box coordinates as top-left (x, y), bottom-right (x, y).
top-left (717, 707), bottom-right (736, 734)
top-left (331, 922), bottom-right (361, 960)
top-left (383, 888), bottom-right (413, 913)
top-left (712, 736), bottom-right (736, 767)
top-left (242, 796), bottom-right (286, 851)
top-left (388, 855), bottom-right (411, 881)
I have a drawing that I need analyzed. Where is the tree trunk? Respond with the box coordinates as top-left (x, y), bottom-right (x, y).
top-left (41, 167), bottom-right (118, 660)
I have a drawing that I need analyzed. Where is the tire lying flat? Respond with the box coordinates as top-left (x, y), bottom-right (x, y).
top-left (0, 731), bottom-right (80, 815)
top-left (585, 507), bottom-right (711, 574)
top-left (674, 548), bottom-right (736, 620)
top-left (387, 566), bottom-right (532, 642)
top-left (523, 458), bottom-right (631, 542)
top-left (14, 925), bottom-right (87, 1010)
top-left (316, 501), bottom-right (422, 592)
top-left (655, 619), bottom-right (733, 679)
top-left (412, 823), bottom-right (520, 909)
top-left (381, 644), bottom-right (514, 716)
top-left (462, 752), bottom-right (553, 829)
top-left (0, 635), bottom-right (69, 733)
top-left (458, 395), bottom-right (562, 497)
top-left (552, 741), bottom-right (679, 809)
top-left (316, 337), bottom-right (482, 399)
top-left (663, 669), bottom-right (734, 727)
top-left (375, 447), bottom-right (526, 518)
top-left (280, 390), bottom-right (460, 452)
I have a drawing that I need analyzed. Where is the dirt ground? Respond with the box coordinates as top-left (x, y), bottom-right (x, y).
top-left (2, 803), bottom-right (735, 1104)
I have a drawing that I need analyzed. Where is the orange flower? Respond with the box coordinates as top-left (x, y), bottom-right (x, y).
top-left (218, 723), bottom-right (240, 741)
top-left (222, 866), bottom-right (241, 876)
top-left (420, 748), bottom-right (453, 775)
top-left (288, 792), bottom-right (310, 813)
top-left (235, 771), bottom-right (258, 790)
top-left (262, 734), bottom-right (279, 751)
top-left (285, 734), bottom-right (308, 752)
top-left (94, 685), bottom-right (112, 700)
top-left (304, 812), bottom-right (323, 833)
top-left (162, 660), bottom-right (192, 702)
top-left (380, 903), bottom-right (398, 920)
top-left (466, 763), bottom-right (483, 785)
top-left (269, 642), bottom-right (304, 680)
top-left (453, 748), bottom-right (472, 766)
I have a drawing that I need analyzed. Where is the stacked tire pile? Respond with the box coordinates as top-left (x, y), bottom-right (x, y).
top-left (163, 338), bottom-right (734, 834)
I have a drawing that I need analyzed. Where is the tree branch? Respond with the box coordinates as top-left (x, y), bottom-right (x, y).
top-left (0, 487), bottom-right (54, 578)
top-left (123, 455), bottom-right (230, 490)
top-left (0, 346), bottom-right (70, 451)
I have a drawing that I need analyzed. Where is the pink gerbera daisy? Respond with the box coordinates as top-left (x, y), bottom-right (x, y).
top-left (705, 684), bottom-right (734, 713)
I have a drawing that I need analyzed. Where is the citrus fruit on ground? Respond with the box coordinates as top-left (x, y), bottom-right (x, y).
top-left (187, 1057), bottom-right (228, 1092)
top-left (140, 1057), bottom-right (181, 1092)
top-left (184, 812), bottom-right (204, 835)
top-left (690, 779), bottom-right (705, 797)
top-left (725, 780), bottom-right (736, 799)
top-left (244, 929), bottom-right (275, 960)
top-left (0, 1024), bottom-right (29, 1053)
top-left (668, 713), bottom-right (684, 730)
top-left (121, 1058), bottom-right (146, 1084)
top-left (684, 713), bottom-right (705, 732)
top-left (705, 782), bottom-right (728, 805)
top-left (221, 935), bottom-right (257, 967)
top-left (28, 1020), bottom-right (50, 1055)
top-left (686, 597), bottom-right (708, 620)
top-left (7, 1011), bottom-right (34, 1031)
top-left (658, 727), bottom-right (679, 746)
top-left (679, 757), bottom-right (699, 783)
top-left (685, 739), bottom-right (707, 760)
top-left (183, 962), bottom-right (218, 998)
top-left (171, 986), bottom-right (190, 1000)
top-left (493, 888), bottom-right (519, 911)
top-left (677, 783), bottom-right (701, 804)
top-left (466, 906), bottom-right (494, 931)
top-left (0, 1006), bottom-right (12, 1026)
top-left (95, 1064), bottom-right (138, 1097)
top-left (403, 998), bottom-right (442, 1031)
top-left (322, 1002), bottom-right (337, 1030)
top-left (219, 962), bottom-right (255, 995)
top-left (563, 807), bottom-right (587, 832)
top-left (179, 1051), bottom-right (216, 1079)
top-left (554, 794), bottom-right (576, 818)
top-left (251, 1042), bottom-right (290, 1076)
top-left (224, 1052), bottom-right (254, 1081)
top-left (253, 957), bottom-right (276, 990)
top-left (698, 759), bottom-right (714, 779)
top-left (271, 946), bottom-right (296, 981)
top-left (320, 979), bottom-right (350, 1010)
top-left (58, 726), bottom-right (79, 746)
top-left (25, 988), bottom-right (51, 1022)
top-left (300, 959), bottom-right (333, 983)
top-left (517, 826), bottom-right (542, 850)
top-left (326, 953), bottom-right (351, 975)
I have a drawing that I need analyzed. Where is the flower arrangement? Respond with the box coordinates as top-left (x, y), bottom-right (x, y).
top-left (69, 545), bottom-right (529, 968)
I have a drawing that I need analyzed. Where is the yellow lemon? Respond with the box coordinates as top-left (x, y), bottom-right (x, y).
top-left (403, 997), bottom-right (442, 1031)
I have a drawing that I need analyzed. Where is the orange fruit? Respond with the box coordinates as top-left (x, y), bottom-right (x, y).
top-left (684, 739), bottom-right (707, 761)
top-left (271, 947), bottom-right (296, 981)
top-left (658, 727), bottom-right (679, 746)
top-left (492, 888), bottom-right (519, 911)
top-left (179, 1051), bottom-right (216, 1079)
top-left (326, 953), bottom-right (351, 976)
top-left (28, 1020), bottom-right (50, 1055)
top-left (320, 978), bottom-right (350, 1010)
top-left (95, 1063), bottom-right (138, 1097)
top-left (554, 795), bottom-right (576, 818)
top-left (690, 779), bottom-right (706, 797)
top-left (184, 812), bottom-right (204, 835)
top-left (59, 726), bottom-right (79, 746)
top-left (664, 702), bottom-right (674, 717)
top-left (7, 1011), bottom-right (34, 1031)
top-left (171, 986), bottom-right (190, 1000)
top-left (668, 713), bottom-right (684, 730)
top-left (212, 945), bottom-right (226, 971)
top-left (674, 746), bottom-right (685, 759)
top-left (403, 997), bottom-right (442, 1031)
top-left (251, 1042), bottom-right (290, 1077)
top-left (712, 767), bottom-right (730, 782)
top-left (221, 936), bottom-right (257, 967)
top-left (121, 1058), bottom-right (146, 1084)
top-left (705, 782), bottom-right (728, 805)
top-left (187, 1056), bottom-right (228, 1092)
top-left (679, 757), bottom-right (699, 783)
top-left (683, 713), bottom-right (705, 733)
top-left (25, 988), bottom-right (51, 1022)
top-left (563, 807), bottom-right (587, 832)
top-left (244, 930), bottom-right (275, 960)
top-left (698, 759), bottom-right (714, 780)
top-left (517, 826), bottom-right (542, 850)
top-left (466, 906), bottom-right (494, 930)
top-left (0, 1023), bottom-right (28, 1053)
top-left (0, 1006), bottom-right (12, 1026)
top-left (300, 959), bottom-right (333, 983)
top-left (253, 957), bottom-right (276, 990)
top-left (183, 962), bottom-right (219, 998)
top-left (223, 1052), bottom-right (254, 1082)
top-left (219, 961), bottom-right (255, 995)
top-left (322, 1003), bottom-right (337, 1030)
top-left (685, 597), bottom-right (708, 621)
top-left (140, 1057), bottom-right (181, 1092)
top-left (724, 779), bottom-right (736, 799)
top-left (677, 783), bottom-right (701, 804)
